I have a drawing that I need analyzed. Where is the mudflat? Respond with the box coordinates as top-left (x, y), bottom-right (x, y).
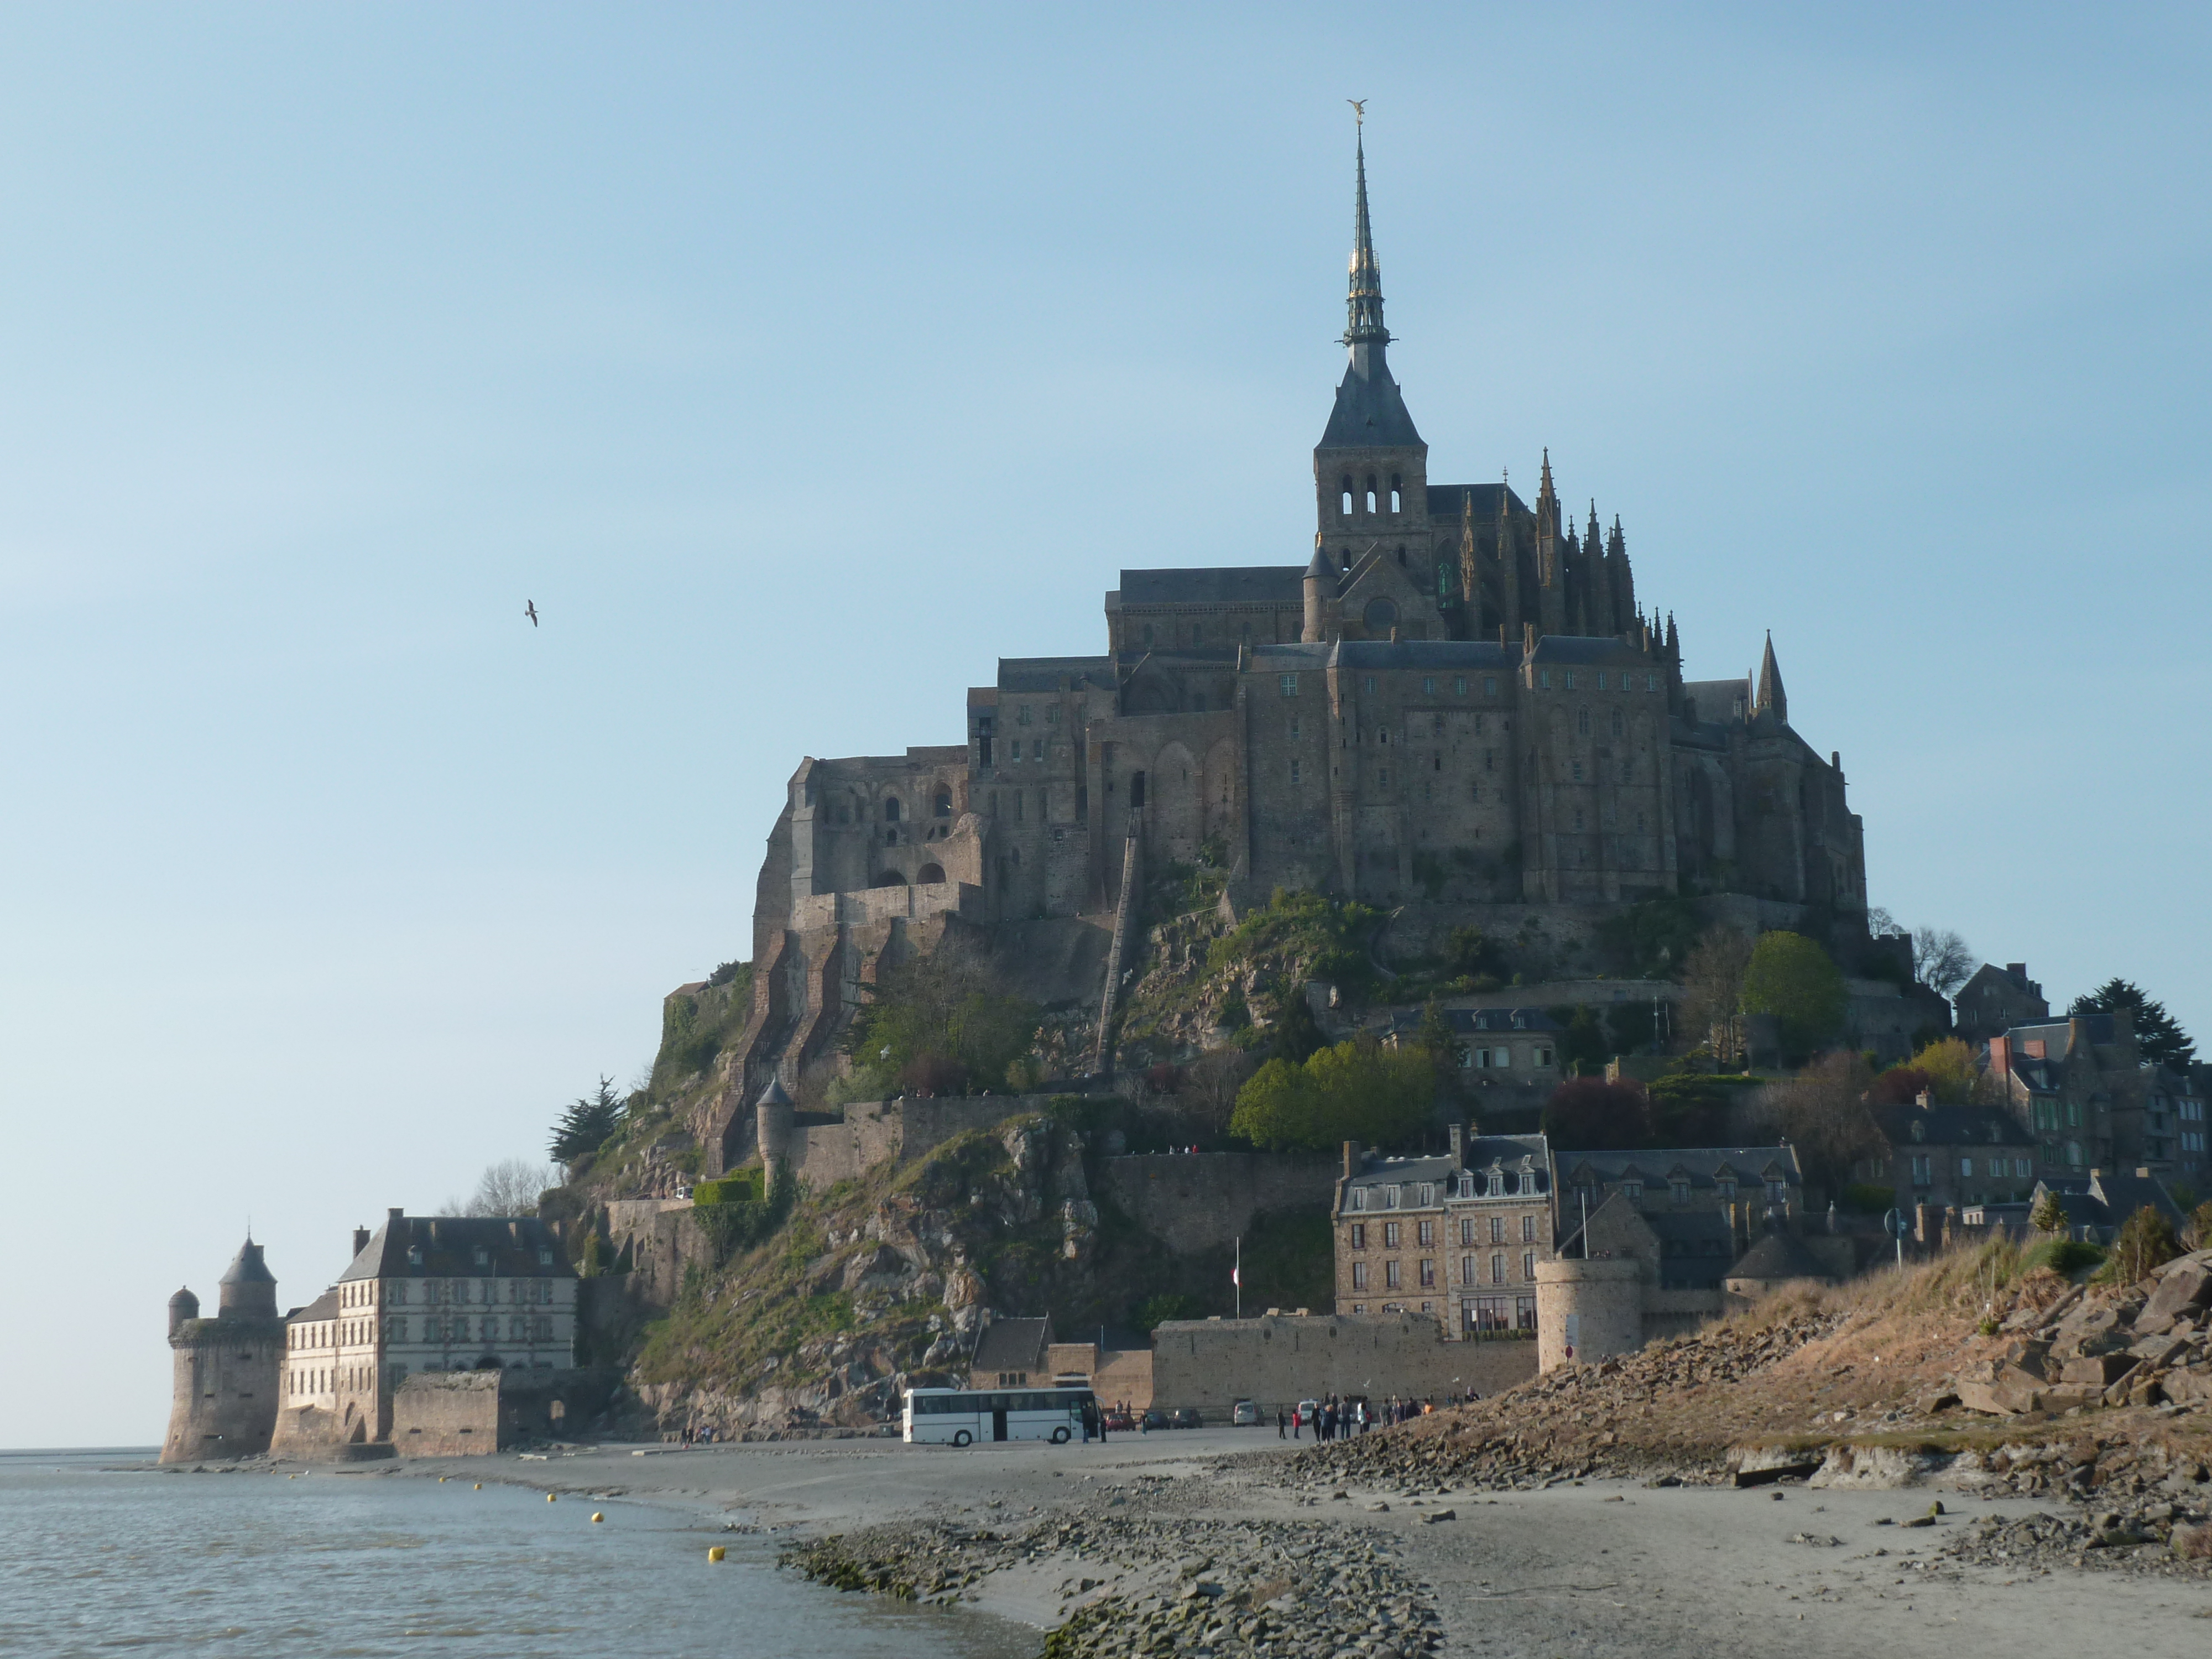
top-left (405, 1430), bottom-right (2212, 1657)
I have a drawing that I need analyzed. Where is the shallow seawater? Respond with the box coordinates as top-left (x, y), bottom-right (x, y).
top-left (1, 1449), bottom-right (1030, 1659)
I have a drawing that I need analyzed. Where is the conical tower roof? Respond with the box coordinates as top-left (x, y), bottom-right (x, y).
top-left (1318, 119), bottom-right (1421, 452)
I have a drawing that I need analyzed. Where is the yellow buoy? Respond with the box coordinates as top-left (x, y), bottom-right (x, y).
top-left (547, 1493), bottom-right (557, 1503)
top-left (708, 1545), bottom-right (727, 1563)
top-left (473, 1483), bottom-right (483, 1490)
top-left (439, 1477), bottom-right (447, 1483)
top-left (591, 1512), bottom-right (604, 1524)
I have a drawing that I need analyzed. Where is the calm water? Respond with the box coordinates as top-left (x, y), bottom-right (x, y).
top-left (1, 1449), bottom-right (1030, 1658)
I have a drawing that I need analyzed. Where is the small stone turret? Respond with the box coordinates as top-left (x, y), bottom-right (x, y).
top-left (163, 1237), bottom-right (283, 1464)
top-left (755, 1078), bottom-right (795, 1190)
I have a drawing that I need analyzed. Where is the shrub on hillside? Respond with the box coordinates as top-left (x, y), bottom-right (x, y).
top-left (2109, 1205), bottom-right (2182, 1284)
top-left (2020, 1237), bottom-right (2105, 1277)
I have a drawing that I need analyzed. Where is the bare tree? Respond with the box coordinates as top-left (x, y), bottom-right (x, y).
top-left (1182, 1047), bottom-right (1256, 1138)
top-left (1913, 927), bottom-right (1975, 997)
top-left (1735, 1051), bottom-right (1883, 1196)
top-left (1680, 926), bottom-right (1755, 1064)
top-left (462, 1157), bottom-right (562, 1217)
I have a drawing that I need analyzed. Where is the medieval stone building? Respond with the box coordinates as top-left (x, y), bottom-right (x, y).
top-left (711, 133), bottom-right (1869, 1172)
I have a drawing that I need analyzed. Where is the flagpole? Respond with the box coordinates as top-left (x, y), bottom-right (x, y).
top-left (1234, 1235), bottom-right (1242, 1321)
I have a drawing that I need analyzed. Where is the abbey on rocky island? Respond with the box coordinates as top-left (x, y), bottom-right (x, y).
top-left (711, 132), bottom-right (1867, 1170)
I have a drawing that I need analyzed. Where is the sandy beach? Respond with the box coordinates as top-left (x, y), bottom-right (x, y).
top-left (363, 1430), bottom-right (2212, 1657)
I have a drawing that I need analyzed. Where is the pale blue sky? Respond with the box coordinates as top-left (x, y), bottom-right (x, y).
top-left (4, 6), bottom-right (2207, 1446)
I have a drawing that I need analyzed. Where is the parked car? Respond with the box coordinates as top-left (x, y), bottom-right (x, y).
top-left (1141, 1408), bottom-right (1171, 1431)
top-left (1294, 1399), bottom-right (1319, 1432)
top-left (1230, 1399), bottom-right (1261, 1427)
top-left (1103, 1408), bottom-right (1135, 1432)
top-left (1170, 1407), bottom-right (1203, 1429)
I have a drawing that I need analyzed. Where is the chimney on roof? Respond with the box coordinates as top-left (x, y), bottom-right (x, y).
top-left (1914, 1088), bottom-right (1932, 1110)
top-left (388, 1207), bottom-right (404, 1222)
top-left (2006, 962), bottom-right (2027, 981)
top-left (352, 1227), bottom-right (370, 1258)
top-left (1448, 1121), bottom-right (1465, 1166)
top-left (1343, 1139), bottom-right (1362, 1180)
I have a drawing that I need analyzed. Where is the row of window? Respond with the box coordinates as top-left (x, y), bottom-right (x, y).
top-left (1349, 1214), bottom-right (1537, 1250)
top-left (1582, 1178), bottom-right (1786, 1204)
top-left (1338, 472), bottom-right (1405, 517)
top-left (1346, 1172), bottom-right (1545, 1211)
top-left (1463, 1296), bottom-right (1538, 1334)
top-left (1348, 1251), bottom-right (1538, 1290)
top-left (1459, 1045), bottom-right (1556, 1070)
top-left (1536, 669), bottom-right (1656, 693)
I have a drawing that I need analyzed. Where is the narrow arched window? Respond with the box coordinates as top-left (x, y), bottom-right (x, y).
top-left (884, 796), bottom-right (901, 822)
top-left (1364, 474), bottom-right (1378, 514)
top-left (1390, 473), bottom-right (1402, 513)
top-left (1340, 476), bottom-right (1354, 517)
top-left (1577, 707), bottom-right (1591, 737)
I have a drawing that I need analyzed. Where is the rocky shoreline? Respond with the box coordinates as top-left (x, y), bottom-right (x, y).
top-left (786, 1484), bottom-right (1444, 1659)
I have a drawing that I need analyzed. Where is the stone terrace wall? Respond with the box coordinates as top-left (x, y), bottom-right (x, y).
top-left (791, 1095), bottom-right (1048, 1188)
top-left (1098, 1152), bottom-right (1339, 1254)
top-left (1150, 1313), bottom-right (1536, 1416)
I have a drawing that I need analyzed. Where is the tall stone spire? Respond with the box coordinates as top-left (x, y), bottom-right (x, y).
top-left (1343, 124), bottom-right (1389, 348)
top-left (1756, 632), bottom-right (1788, 723)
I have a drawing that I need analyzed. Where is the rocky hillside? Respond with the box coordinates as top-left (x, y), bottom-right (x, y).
top-left (612, 1111), bottom-right (1328, 1438)
top-left (1276, 1241), bottom-right (2212, 1557)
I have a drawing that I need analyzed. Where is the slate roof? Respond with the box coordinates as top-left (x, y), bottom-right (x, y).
top-left (1317, 358), bottom-right (1423, 450)
top-left (1425, 483), bottom-right (1528, 521)
top-left (1527, 636), bottom-right (1649, 667)
top-left (2093, 1169), bottom-right (2187, 1228)
top-left (1561, 1146), bottom-right (1803, 1191)
top-left (1874, 1102), bottom-right (2034, 1149)
top-left (1344, 1135), bottom-right (1551, 1201)
top-left (1386, 1007), bottom-right (1562, 1037)
top-left (286, 1288), bottom-right (340, 1324)
top-left (336, 1212), bottom-right (576, 1284)
top-left (1728, 1228), bottom-right (1832, 1283)
top-left (1118, 568), bottom-right (1306, 607)
top-left (1329, 639), bottom-right (1519, 671)
top-left (220, 1239), bottom-right (276, 1287)
top-left (998, 656), bottom-right (1114, 692)
top-left (971, 1316), bottom-right (1053, 1373)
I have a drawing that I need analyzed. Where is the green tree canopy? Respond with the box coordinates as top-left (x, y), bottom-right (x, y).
top-left (1229, 1037), bottom-right (1435, 1152)
top-left (2070, 978), bottom-right (2197, 1068)
top-left (1740, 931), bottom-right (1846, 1060)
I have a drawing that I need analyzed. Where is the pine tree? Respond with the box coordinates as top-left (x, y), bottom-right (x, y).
top-left (2070, 978), bottom-right (2197, 1068)
top-left (549, 1074), bottom-right (625, 1164)
top-left (2030, 1188), bottom-right (2067, 1235)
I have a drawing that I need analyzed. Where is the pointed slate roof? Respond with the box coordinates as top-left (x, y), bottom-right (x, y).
top-left (1318, 127), bottom-right (1422, 452)
top-left (1755, 632), bottom-right (1787, 723)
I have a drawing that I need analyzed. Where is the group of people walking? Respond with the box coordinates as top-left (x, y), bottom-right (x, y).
top-left (1276, 1394), bottom-right (1442, 1441)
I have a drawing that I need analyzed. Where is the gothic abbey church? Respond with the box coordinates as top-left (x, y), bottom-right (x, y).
top-left (711, 136), bottom-right (1867, 1168)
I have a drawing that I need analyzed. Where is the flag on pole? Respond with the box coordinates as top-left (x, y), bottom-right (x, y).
top-left (1232, 1264), bottom-right (1240, 1286)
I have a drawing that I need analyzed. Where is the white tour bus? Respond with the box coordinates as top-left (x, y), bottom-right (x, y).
top-left (903, 1385), bottom-right (1094, 1446)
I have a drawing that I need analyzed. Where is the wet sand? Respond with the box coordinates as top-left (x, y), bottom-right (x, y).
top-left (384, 1431), bottom-right (2212, 1656)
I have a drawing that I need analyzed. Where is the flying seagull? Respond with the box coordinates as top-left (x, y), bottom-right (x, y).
top-left (524, 601), bottom-right (538, 627)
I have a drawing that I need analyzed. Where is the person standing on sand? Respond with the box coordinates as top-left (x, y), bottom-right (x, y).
top-left (1277, 1408), bottom-right (1286, 1439)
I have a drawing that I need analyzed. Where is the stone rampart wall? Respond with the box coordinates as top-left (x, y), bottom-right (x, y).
top-left (1149, 1313), bottom-right (1535, 1416)
top-left (1098, 1153), bottom-right (1339, 1255)
top-left (391, 1368), bottom-right (614, 1457)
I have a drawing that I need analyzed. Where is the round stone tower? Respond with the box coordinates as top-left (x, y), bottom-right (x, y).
top-left (161, 1238), bottom-right (284, 1464)
top-left (755, 1077), bottom-right (795, 1190)
top-left (1534, 1256), bottom-right (1642, 1373)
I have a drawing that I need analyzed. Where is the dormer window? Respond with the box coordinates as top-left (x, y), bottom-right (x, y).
top-left (1910, 1120), bottom-right (1926, 1142)
top-left (1349, 1187), bottom-right (1367, 1212)
top-left (406, 1246), bottom-right (422, 1266)
top-left (1417, 1183), bottom-right (1436, 1207)
top-left (1716, 1178), bottom-right (1736, 1199)
top-left (473, 1246), bottom-right (489, 1266)
top-left (1621, 1181), bottom-right (1642, 1201)
top-left (1486, 1168), bottom-right (1504, 1197)
top-left (1385, 1185), bottom-right (1402, 1210)
top-left (1670, 1179), bottom-right (1691, 1204)
top-left (1456, 1175), bottom-right (1474, 1199)
top-left (539, 1248), bottom-right (554, 1265)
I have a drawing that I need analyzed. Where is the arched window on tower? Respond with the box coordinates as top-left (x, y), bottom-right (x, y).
top-left (1340, 475), bottom-right (1354, 517)
top-left (1364, 474), bottom-right (1378, 514)
top-left (1577, 708), bottom-right (1591, 737)
top-left (884, 796), bottom-right (902, 823)
top-left (1390, 473), bottom-right (1402, 514)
